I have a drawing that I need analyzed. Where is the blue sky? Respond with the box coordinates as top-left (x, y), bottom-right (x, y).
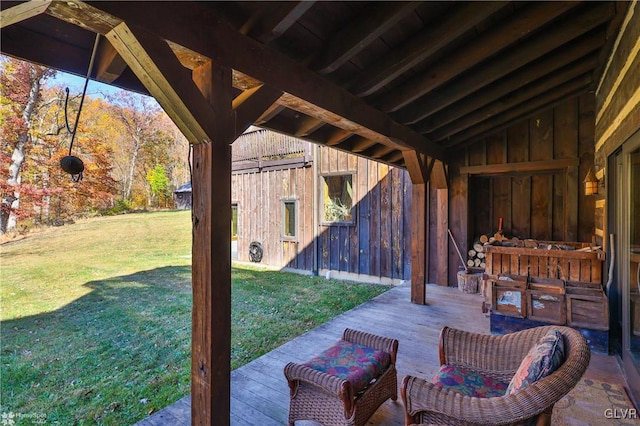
top-left (48, 71), bottom-right (130, 99)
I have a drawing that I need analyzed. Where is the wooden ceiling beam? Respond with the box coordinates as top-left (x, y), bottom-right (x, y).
top-left (375, 1), bottom-right (577, 113)
top-left (360, 144), bottom-right (396, 160)
top-left (294, 116), bottom-right (326, 137)
top-left (350, 2), bottom-right (506, 97)
top-left (444, 78), bottom-right (592, 147)
top-left (429, 67), bottom-right (596, 141)
top-left (59, 1), bottom-right (444, 160)
top-left (232, 84), bottom-right (283, 139)
top-left (0, 0), bottom-right (52, 28)
top-left (380, 150), bottom-right (404, 165)
top-left (94, 37), bottom-right (127, 83)
top-left (393, 5), bottom-right (613, 124)
top-left (0, 25), bottom-right (93, 78)
top-left (333, 135), bottom-right (376, 153)
top-left (255, 103), bottom-right (285, 125)
top-left (324, 128), bottom-right (353, 146)
top-left (403, 151), bottom-right (431, 184)
top-left (105, 22), bottom-right (216, 145)
top-left (312, 1), bottom-right (420, 74)
top-left (417, 40), bottom-right (603, 133)
top-left (251, 1), bottom-right (316, 44)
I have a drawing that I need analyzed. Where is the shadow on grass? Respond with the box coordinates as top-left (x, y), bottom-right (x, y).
top-left (1, 266), bottom-right (193, 425)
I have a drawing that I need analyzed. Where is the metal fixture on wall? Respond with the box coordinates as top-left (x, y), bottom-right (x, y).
top-left (584, 168), bottom-right (598, 195)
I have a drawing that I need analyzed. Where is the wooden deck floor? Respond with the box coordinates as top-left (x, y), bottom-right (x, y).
top-left (134, 283), bottom-right (625, 426)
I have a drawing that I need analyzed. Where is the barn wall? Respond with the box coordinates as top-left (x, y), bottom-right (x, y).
top-left (232, 166), bottom-right (315, 270)
top-left (317, 147), bottom-right (412, 282)
top-left (447, 94), bottom-right (596, 286)
top-left (232, 141), bottom-right (412, 282)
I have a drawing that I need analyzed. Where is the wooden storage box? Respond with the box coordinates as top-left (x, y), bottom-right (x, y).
top-left (491, 275), bottom-right (527, 318)
top-left (484, 242), bottom-right (604, 284)
top-left (526, 278), bottom-right (566, 325)
top-left (565, 286), bottom-right (609, 330)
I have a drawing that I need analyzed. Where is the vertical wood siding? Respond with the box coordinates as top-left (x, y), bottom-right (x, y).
top-left (317, 147), bottom-right (412, 281)
top-left (232, 139), bottom-right (412, 281)
top-left (448, 94), bottom-right (596, 286)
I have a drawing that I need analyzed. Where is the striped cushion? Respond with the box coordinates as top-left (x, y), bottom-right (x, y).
top-left (303, 340), bottom-right (390, 393)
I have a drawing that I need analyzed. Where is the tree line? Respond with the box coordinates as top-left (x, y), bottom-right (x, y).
top-left (1, 56), bottom-right (190, 234)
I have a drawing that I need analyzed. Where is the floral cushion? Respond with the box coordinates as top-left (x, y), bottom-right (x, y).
top-left (303, 340), bottom-right (391, 393)
top-left (432, 364), bottom-right (509, 398)
top-left (506, 329), bottom-right (565, 394)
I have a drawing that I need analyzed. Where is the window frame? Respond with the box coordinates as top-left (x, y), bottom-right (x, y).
top-left (281, 197), bottom-right (298, 240)
top-left (320, 172), bottom-right (356, 226)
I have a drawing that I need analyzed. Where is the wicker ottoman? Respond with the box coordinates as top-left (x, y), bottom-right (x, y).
top-left (284, 328), bottom-right (398, 426)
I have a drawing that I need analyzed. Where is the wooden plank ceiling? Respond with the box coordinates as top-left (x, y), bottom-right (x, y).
top-left (0, 1), bottom-right (628, 169)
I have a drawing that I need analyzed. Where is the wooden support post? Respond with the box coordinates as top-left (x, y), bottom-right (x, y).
top-left (436, 188), bottom-right (449, 286)
top-left (431, 161), bottom-right (449, 286)
top-left (411, 184), bottom-right (427, 303)
top-left (404, 150), bottom-right (429, 304)
top-left (191, 62), bottom-right (234, 426)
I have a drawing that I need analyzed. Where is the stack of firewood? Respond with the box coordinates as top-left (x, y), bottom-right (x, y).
top-left (467, 237), bottom-right (487, 269)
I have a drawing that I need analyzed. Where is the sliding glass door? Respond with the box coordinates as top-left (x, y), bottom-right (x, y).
top-left (621, 132), bottom-right (640, 400)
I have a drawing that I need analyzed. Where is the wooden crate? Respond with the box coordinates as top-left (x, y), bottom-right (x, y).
top-left (491, 275), bottom-right (527, 318)
top-left (566, 286), bottom-right (609, 330)
top-left (526, 279), bottom-right (566, 325)
top-left (484, 242), bottom-right (604, 285)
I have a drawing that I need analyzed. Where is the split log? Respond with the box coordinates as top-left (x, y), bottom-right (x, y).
top-left (469, 249), bottom-right (476, 258)
top-left (479, 234), bottom-right (489, 244)
top-left (473, 243), bottom-right (484, 253)
top-left (524, 239), bottom-right (538, 248)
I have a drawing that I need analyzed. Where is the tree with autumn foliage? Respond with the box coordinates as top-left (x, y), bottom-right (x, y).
top-left (0, 56), bottom-right (56, 233)
top-left (1, 56), bottom-right (190, 231)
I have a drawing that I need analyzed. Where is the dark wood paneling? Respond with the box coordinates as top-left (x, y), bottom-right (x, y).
top-left (368, 160), bottom-right (381, 277)
top-left (379, 164), bottom-right (392, 278)
top-left (450, 95), bottom-right (597, 281)
top-left (358, 156), bottom-right (371, 275)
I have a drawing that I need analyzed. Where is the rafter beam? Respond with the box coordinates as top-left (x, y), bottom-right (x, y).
top-left (312, 1), bottom-right (420, 74)
top-left (350, 2), bottom-right (506, 97)
top-left (94, 37), bottom-right (127, 83)
top-left (360, 144), bottom-right (396, 159)
top-left (251, 1), bottom-right (316, 44)
top-left (324, 128), bottom-right (353, 146)
top-left (403, 151), bottom-right (432, 184)
top-left (375, 2), bottom-right (577, 113)
top-left (232, 84), bottom-right (282, 139)
top-left (445, 79), bottom-right (591, 147)
top-left (393, 5), bottom-right (612, 124)
top-left (416, 40), bottom-right (603, 133)
top-left (429, 70), bottom-right (595, 141)
top-left (46, 1), bottom-right (445, 161)
top-left (380, 150), bottom-right (404, 165)
top-left (104, 22), bottom-right (216, 145)
top-left (294, 116), bottom-right (326, 137)
top-left (0, 0), bottom-right (52, 29)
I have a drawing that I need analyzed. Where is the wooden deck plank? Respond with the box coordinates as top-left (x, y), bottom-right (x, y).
top-left (133, 283), bottom-right (624, 426)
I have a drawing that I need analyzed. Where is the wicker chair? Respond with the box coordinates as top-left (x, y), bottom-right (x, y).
top-left (401, 325), bottom-right (591, 426)
top-left (284, 328), bottom-right (399, 426)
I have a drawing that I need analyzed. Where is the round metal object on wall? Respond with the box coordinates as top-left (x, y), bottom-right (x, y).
top-left (249, 241), bottom-right (263, 263)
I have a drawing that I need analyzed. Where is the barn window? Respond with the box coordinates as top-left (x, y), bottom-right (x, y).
top-left (231, 204), bottom-right (238, 241)
top-left (322, 174), bottom-right (354, 223)
top-left (282, 199), bottom-right (297, 238)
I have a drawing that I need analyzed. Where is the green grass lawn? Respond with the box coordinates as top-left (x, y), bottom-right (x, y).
top-left (0, 211), bottom-right (389, 424)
